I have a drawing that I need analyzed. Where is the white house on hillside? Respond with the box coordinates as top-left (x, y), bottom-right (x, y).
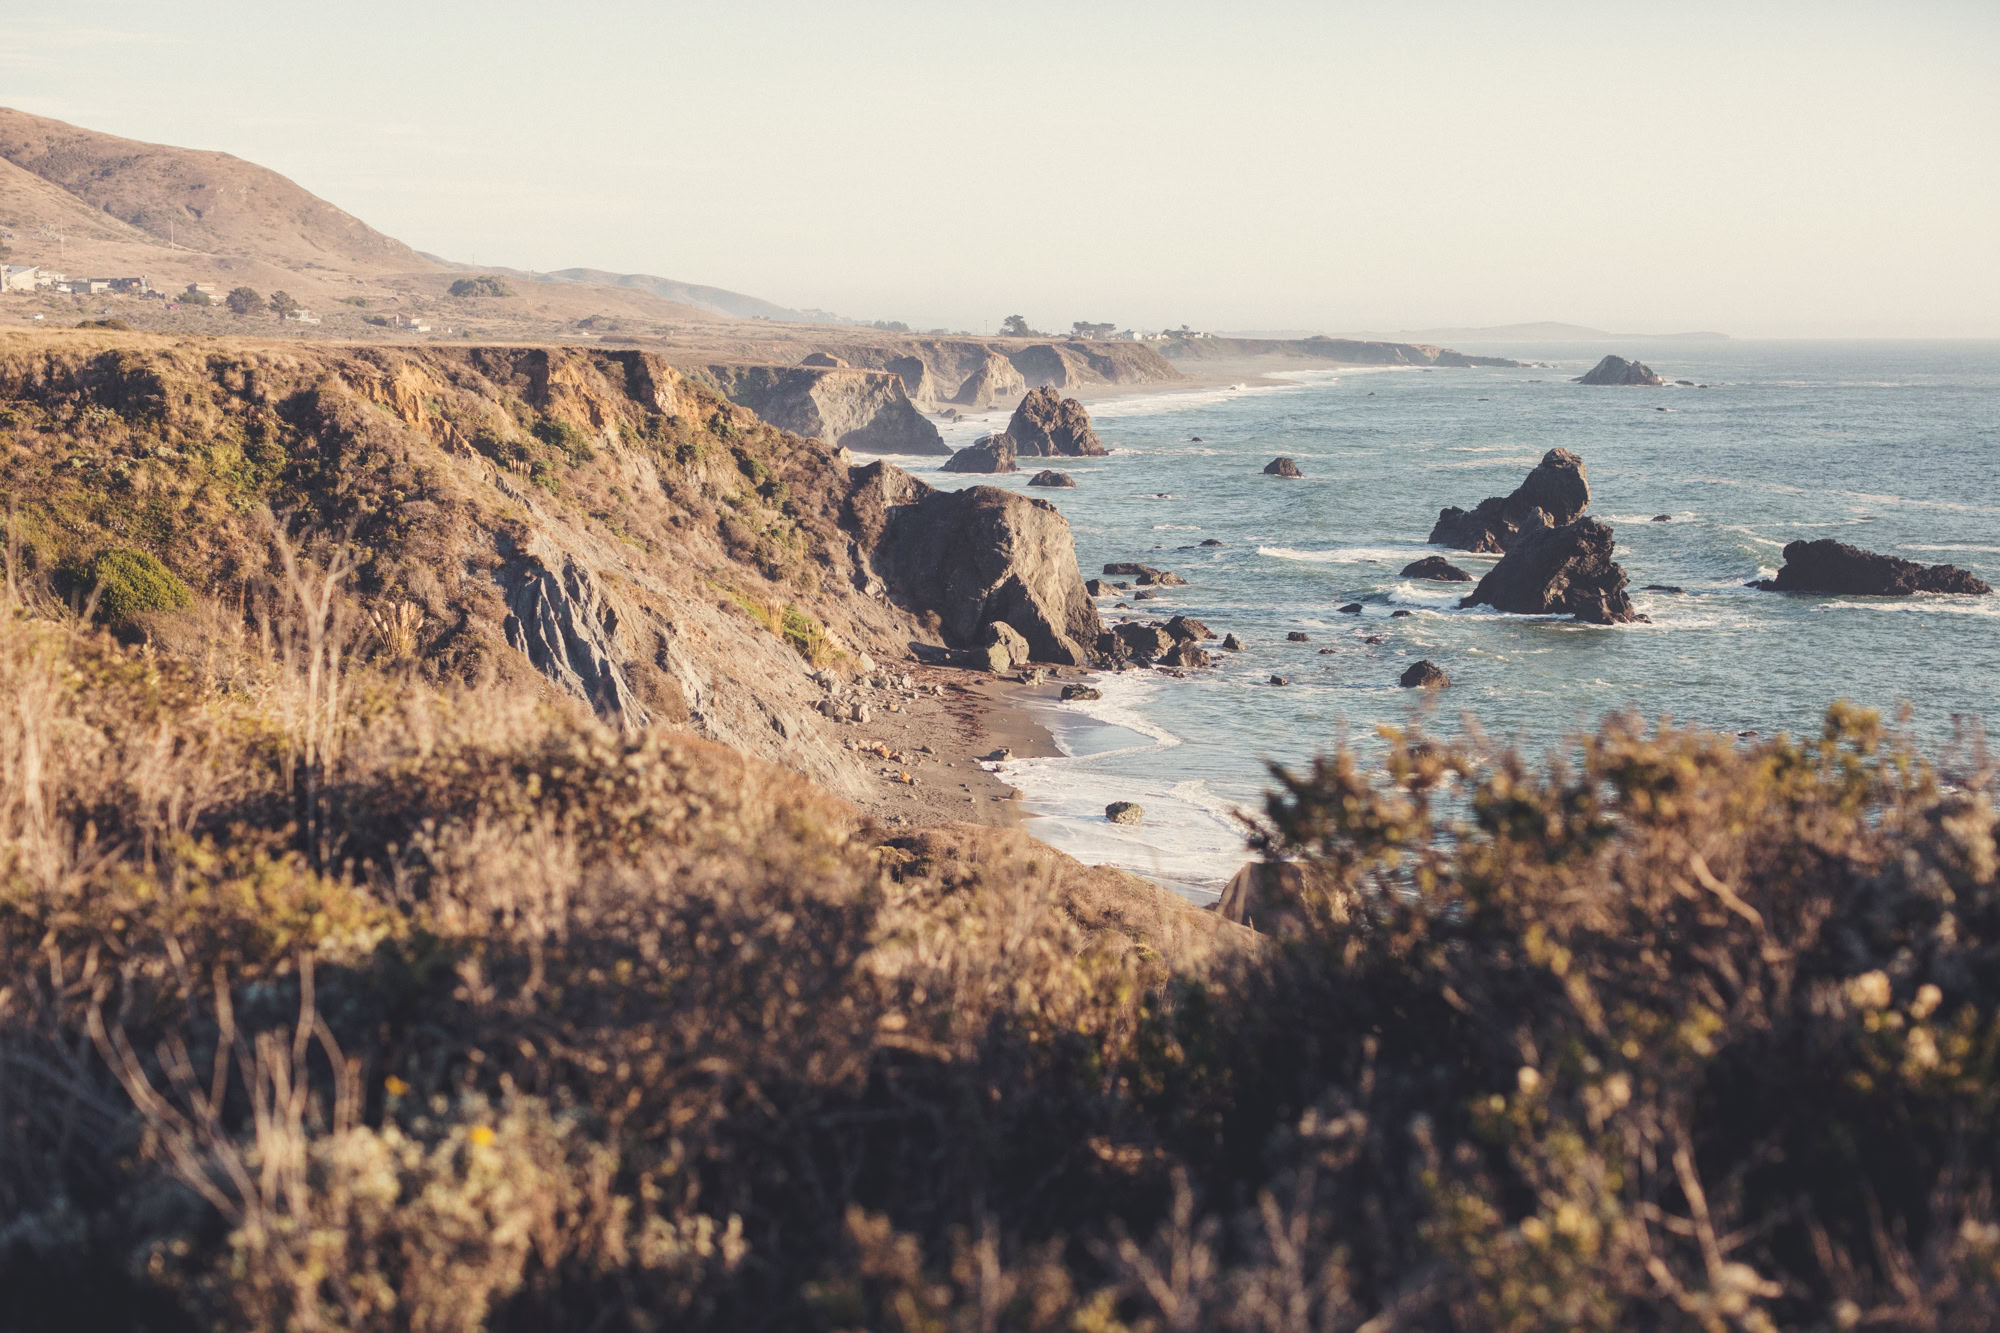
top-left (1, 265), bottom-right (40, 292)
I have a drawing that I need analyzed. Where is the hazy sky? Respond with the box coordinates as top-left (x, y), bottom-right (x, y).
top-left (5, 1), bottom-right (1997, 336)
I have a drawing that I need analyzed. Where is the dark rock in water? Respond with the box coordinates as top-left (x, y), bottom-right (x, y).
top-left (1337, 603), bottom-right (1363, 615)
top-left (1263, 456), bottom-right (1304, 477)
top-left (1085, 578), bottom-right (1110, 596)
top-left (1318, 647), bottom-right (1336, 654)
top-left (1200, 538), bottom-right (1222, 547)
top-left (1363, 635), bottom-right (1384, 644)
top-left (1575, 355), bottom-right (1665, 386)
top-left (1401, 555), bottom-right (1473, 582)
top-left (1027, 469), bottom-right (1075, 488)
top-left (1061, 684), bottom-right (1102, 701)
top-left (1642, 585), bottom-right (1685, 594)
top-left (1007, 386), bottom-right (1104, 457)
top-left (1675, 379), bottom-right (1694, 386)
top-left (943, 433), bottom-right (1018, 473)
top-left (1287, 631), bottom-right (1310, 642)
top-left (852, 461), bottom-right (1102, 664)
top-left (1110, 621), bottom-right (1176, 660)
top-left (1104, 562), bottom-right (1160, 578)
top-left (1190, 436), bottom-right (1203, 442)
top-left (1165, 615), bottom-right (1214, 642)
top-left (1105, 801), bottom-right (1144, 825)
top-left (1399, 660), bottom-right (1450, 689)
top-left (1652, 514), bottom-right (1673, 522)
top-left (1460, 515), bottom-right (1643, 624)
top-left (1269, 675), bottom-right (1290, 686)
top-left (1389, 610), bottom-right (1412, 618)
top-left (1222, 633), bottom-right (1243, 651)
top-left (1134, 589), bottom-right (1160, 600)
top-left (1428, 448), bottom-right (1591, 553)
top-left (1161, 640), bottom-right (1213, 668)
top-left (1140, 569), bottom-right (1186, 587)
top-left (1751, 540), bottom-right (1993, 597)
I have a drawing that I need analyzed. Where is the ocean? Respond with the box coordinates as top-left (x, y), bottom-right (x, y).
top-left (873, 341), bottom-right (2000, 898)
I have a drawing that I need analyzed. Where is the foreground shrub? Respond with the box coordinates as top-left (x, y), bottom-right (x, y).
top-left (79, 546), bottom-right (193, 621)
top-left (1, 590), bottom-right (1995, 1328)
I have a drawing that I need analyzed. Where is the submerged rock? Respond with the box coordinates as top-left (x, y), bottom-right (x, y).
top-left (1751, 540), bottom-right (1992, 597)
top-left (942, 433), bottom-right (1018, 473)
top-left (1575, 355), bottom-right (1665, 386)
top-left (1400, 556), bottom-right (1473, 582)
top-left (1263, 456), bottom-right (1303, 477)
top-left (1027, 469), bottom-right (1075, 487)
top-left (1007, 386), bottom-right (1104, 457)
top-left (1428, 448), bottom-right (1592, 553)
top-left (1460, 515), bottom-right (1643, 624)
top-left (1399, 660), bottom-right (1450, 689)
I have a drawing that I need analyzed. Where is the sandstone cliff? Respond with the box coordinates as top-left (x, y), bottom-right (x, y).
top-left (705, 363), bottom-right (946, 454)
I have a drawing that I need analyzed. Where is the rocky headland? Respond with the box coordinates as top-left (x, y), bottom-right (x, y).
top-left (1576, 355), bottom-right (1665, 386)
top-left (705, 362), bottom-right (945, 455)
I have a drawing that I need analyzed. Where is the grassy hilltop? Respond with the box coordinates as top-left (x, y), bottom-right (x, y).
top-left (1, 332), bottom-right (1999, 1329)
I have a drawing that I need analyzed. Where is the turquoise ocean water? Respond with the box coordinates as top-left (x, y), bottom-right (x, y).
top-left (863, 341), bottom-right (2000, 897)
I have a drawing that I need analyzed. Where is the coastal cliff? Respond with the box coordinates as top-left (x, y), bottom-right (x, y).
top-left (703, 362), bottom-right (945, 454)
top-left (1159, 334), bottom-right (1523, 369)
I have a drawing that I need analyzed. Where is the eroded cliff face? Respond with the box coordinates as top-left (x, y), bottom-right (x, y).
top-left (0, 334), bottom-right (951, 800)
top-left (705, 363), bottom-right (946, 455)
top-left (1159, 335), bottom-right (1522, 369)
top-left (685, 336), bottom-right (1180, 410)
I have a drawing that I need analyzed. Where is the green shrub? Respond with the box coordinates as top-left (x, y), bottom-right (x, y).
top-left (81, 547), bottom-right (192, 620)
top-left (779, 606), bottom-right (833, 664)
top-left (449, 276), bottom-right (515, 299)
top-left (76, 318), bottom-right (133, 331)
top-left (532, 416), bottom-right (595, 463)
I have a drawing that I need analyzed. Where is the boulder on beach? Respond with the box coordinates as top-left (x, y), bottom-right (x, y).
top-left (853, 462), bottom-right (1103, 664)
top-left (942, 434), bottom-right (1018, 474)
top-left (1061, 684), bottom-right (1102, 701)
top-left (1007, 387), bottom-right (1105, 457)
top-left (1575, 355), bottom-right (1666, 386)
top-left (1215, 860), bottom-right (1321, 934)
top-left (1400, 556), bottom-right (1473, 582)
top-left (1027, 469), bottom-right (1076, 487)
top-left (1459, 515), bottom-right (1643, 624)
top-left (978, 621), bottom-right (1032, 672)
top-left (1428, 448), bottom-right (1592, 553)
top-left (1751, 540), bottom-right (1993, 597)
top-left (1105, 801), bottom-right (1145, 825)
top-left (1263, 456), bottom-right (1303, 477)
top-left (1399, 660), bottom-right (1450, 689)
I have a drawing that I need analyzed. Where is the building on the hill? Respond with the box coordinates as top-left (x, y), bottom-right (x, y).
top-left (391, 313), bottom-right (430, 331)
top-left (0, 265), bottom-right (41, 292)
top-left (103, 276), bottom-right (151, 294)
top-left (283, 308), bottom-right (321, 325)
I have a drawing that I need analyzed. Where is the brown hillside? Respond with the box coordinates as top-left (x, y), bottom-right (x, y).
top-left (0, 107), bottom-right (437, 274)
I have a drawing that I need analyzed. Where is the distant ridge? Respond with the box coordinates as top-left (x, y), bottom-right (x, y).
top-left (543, 268), bottom-right (841, 326)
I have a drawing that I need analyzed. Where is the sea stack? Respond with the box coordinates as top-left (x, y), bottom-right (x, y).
top-left (1428, 448), bottom-right (1591, 553)
top-left (942, 434), bottom-right (1018, 474)
top-left (1006, 387), bottom-right (1105, 457)
top-left (1575, 355), bottom-right (1665, 386)
top-left (1263, 457), bottom-right (1303, 477)
top-left (1459, 515), bottom-right (1643, 624)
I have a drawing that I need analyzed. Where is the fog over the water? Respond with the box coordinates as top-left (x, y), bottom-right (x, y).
top-left (5, 1), bottom-right (1995, 337)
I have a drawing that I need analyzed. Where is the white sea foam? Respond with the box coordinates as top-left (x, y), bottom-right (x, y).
top-left (1257, 544), bottom-right (1441, 565)
top-left (1902, 544), bottom-right (2000, 555)
top-left (1153, 524), bottom-right (1202, 531)
top-left (1816, 599), bottom-right (2000, 618)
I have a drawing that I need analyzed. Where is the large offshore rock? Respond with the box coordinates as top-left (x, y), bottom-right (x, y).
top-left (851, 462), bottom-right (1102, 664)
top-left (1429, 448), bottom-right (1592, 553)
top-left (1006, 386), bottom-right (1105, 457)
top-left (1752, 539), bottom-right (1992, 596)
top-left (1460, 515), bottom-right (1642, 624)
top-left (1575, 354), bottom-right (1665, 386)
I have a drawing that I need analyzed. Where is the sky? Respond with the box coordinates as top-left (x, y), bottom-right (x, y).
top-left (3, 1), bottom-right (1997, 337)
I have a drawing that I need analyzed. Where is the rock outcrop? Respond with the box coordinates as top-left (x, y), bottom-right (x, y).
top-left (498, 535), bottom-right (645, 722)
top-left (1401, 556), bottom-right (1473, 582)
top-left (1428, 448), bottom-right (1592, 553)
top-left (799, 352), bottom-right (847, 368)
top-left (1106, 801), bottom-right (1144, 825)
top-left (707, 364), bottom-right (947, 455)
top-left (952, 350), bottom-right (1030, 408)
top-left (1575, 355), bottom-right (1665, 386)
top-left (1006, 387), bottom-right (1105, 457)
top-left (1027, 469), bottom-right (1075, 488)
top-left (942, 434), bottom-right (1018, 474)
top-left (1751, 540), bottom-right (1993, 597)
top-left (1399, 660), bottom-right (1450, 689)
top-left (1263, 457), bottom-right (1303, 477)
top-left (853, 463), bottom-right (1103, 664)
top-left (1460, 516), bottom-right (1642, 624)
